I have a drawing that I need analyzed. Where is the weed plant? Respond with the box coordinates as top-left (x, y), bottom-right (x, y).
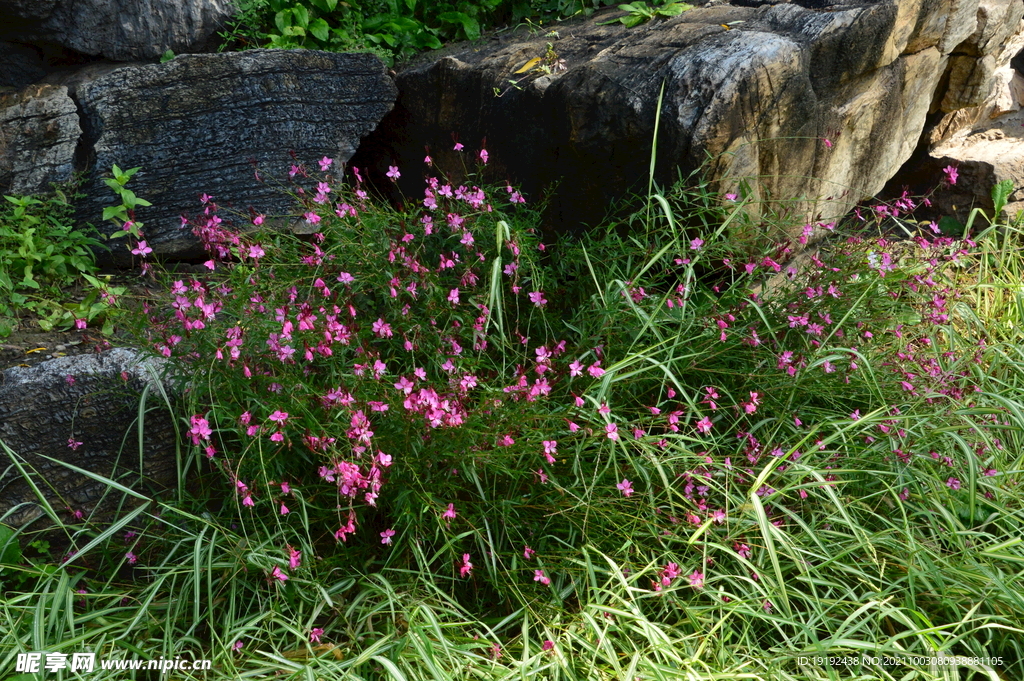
top-left (0, 189), bottom-right (125, 337)
top-left (2, 150), bottom-right (1023, 680)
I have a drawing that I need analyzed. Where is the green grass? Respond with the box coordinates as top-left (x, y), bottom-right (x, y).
top-left (2, 164), bottom-right (1023, 680)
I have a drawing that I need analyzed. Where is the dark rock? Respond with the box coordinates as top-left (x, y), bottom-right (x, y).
top-left (0, 0), bottom-right (235, 61)
top-left (353, 0), bottom-right (1013, 242)
top-left (0, 348), bottom-right (177, 528)
top-left (69, 50), bottom-right (397, 261)
top-left (0, 83), bottom-right (80, 195)
top-left (0, 41), bottom-right (47, 89)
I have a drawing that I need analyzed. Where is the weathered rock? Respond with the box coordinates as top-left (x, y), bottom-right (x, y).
top-left (354, 0), bottom-right (1015, 242)
top-left (69, 50), bottom-right (397, 261)
top-left (0, 83), bottom-right (80, 195)
top-left (0, 0), bottom-right (235, 61)
top-left (0, 348), bottom-right (177, 528)
top-left (0, 41), bottom-right (47, 89)
top-left (883, 0), bottom-right (1024, 222)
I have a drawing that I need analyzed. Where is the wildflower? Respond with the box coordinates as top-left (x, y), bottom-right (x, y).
top-left (67, 437), bottom-right (83, 451)
top-left (310, 627), bottom-right (324, 644)
top-left (696, 416), bottom-right (713, 434)
top-left (125, 551), bottom-right (137, 564)
top-left (271, 566), bottom-right (288, 582)
top-left (289, 547), bottom-right (301, 569)
top-left (233, 640), bottom-right (243, 652)
top-left (690, 237), bottom-right (704, 250)
top-left (588, 362), bottom-right (606, 378)
top-left (524, 545), bottom-right (536, 559)
top-left (542, 440), bottom-right (557, 464)
top-left (268, 410), bottom-right (289, 424)
top-left (280, 481), bottom-right (291, 494)
top-left (303, 212), bottom-right (321, 224)
top-left (528, 291), bottom-right (547, 307)
top-left (130, 241), bottom-right (153, 257)
top-left (617, 478), bottom-right (633, 497)
top-left (459, 553), bottom-right (473, 577)
top-left (688, 570), bottom-right (705, 589)
top-left (319, 156), bottom-right (333, 171)
top-left (442, 503), bottom-right (457, 521)
top-left (711, 509), bottom-right (726, 524)
top-left (454, 141), bottom-right (464, 151)
top-left (734, 543), bottom-right (751, 559)
top-left (188, 415), bottom-right (212, 445)
top-left (763, 600), bottom-right (773, 614)
top-left (448, 288), bottom-right (460, 305)
top-left (386, 165), bottom-right (401, 180)
top-left (280, 503), bottom-right (289, 515)
top-left (542, 640), bottom-right (554, 652)
top-left (479, 148), bottom-right (489, 164)
top-left (534, 569), bottom-right (551, 585)
top-left (943, 165), bottom-right (958, 185)
top-left (242, 495), bottom-right (254, 507)
top-left (605, 423), bottom-right (619, 440)
top-left (946, 477), bottom-right (961, 490)
top-left (380, 528), bottom-right (396, 545)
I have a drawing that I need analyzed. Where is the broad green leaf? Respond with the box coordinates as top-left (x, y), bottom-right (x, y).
top-left (309, 17), bottom-right (330, 41)
top-left (292, 3), bottom-right (309, 28)
top-left (275, 9), bottom-right (292, 34)
top-left (992, 179), bottom-right (1014, 216)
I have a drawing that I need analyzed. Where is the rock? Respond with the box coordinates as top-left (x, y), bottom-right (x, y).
top-left (69, 50), bottom-right (397, 261)
top-left (0, 347), bottom-right (177, 528)
top-left (0, 83), bottom-right (80, 195)
top-left (0, 0), bottom-right (235, 61)
top-left (883, 0), bottom-right (1024, 223)
top-left (0, 41), bottom-right (47, 89)
top-left (354, 0), bottom-right (1015, 243)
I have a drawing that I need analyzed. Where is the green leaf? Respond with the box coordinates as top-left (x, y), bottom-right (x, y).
top-left (275, 9), bottom-right (292, 33)
top-left (0, 524), bottom-right (20, 565)
top-left (292, 3), bottom-right (309, 28)
top-left (991, 179), bottom-right (1014, 216)
top-left (309, 17), bottom-right (330, 41)
top-left (437, 11), bottom-right (480, 40)
top-left (310, 0), bottom-right (338, 10)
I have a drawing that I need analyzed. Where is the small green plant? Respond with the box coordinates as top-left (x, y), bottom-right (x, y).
top-left (0, 190), bottom-right (124, 336)
top-left (599, 0), bottom-right (692, 27)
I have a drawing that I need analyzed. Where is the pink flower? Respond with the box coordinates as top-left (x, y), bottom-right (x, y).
top-left (310, 627), bottom-right (325, 644)
top-left (448, 288), bottom-right (460, 305)
top-left (233, 640), bottom-right (243, 652)
top-left (442, 503), bottom-right (457, 521)
top-left (534, 569), bottom-right (551, 586)
top-left (242, 495), bottom-right (254, 507)
top-left (453, 142), bottom-right (464, 151)
top-left (380, 528), bottom-right (396, 545)
top-left (386, 165), bottom-right (401, 180)
top-left (616, 478), bottom-right (633, 497)
top-left (189, 414), bottom-right (212, 444)
top-left (289, 547), bottom-right (301, 569)
top-left (319, 156), bottom-right (333, 171)
top-left (130, 241), bottom-right (153, 257)
top-left (67, 437), bottom-right (83, 451)
top-left (479, 148), bottom-right (489, 164)
top-left (524, 545), bottom-right (536, 559)
top-left (271, 566), bottom-right (288, 582)
top-left (734, 543), bottom-right (751, 559)
top-left (75, 318), bottom-right (87, 329)
top-left (690, 238), bottom-right (704, 250)
top-left (688, 570), bottom-right (705, 589)
top-left (541, 440), bottom-right (557, 464)
top-left (304, 212), bottom-right (321, 224)
top-left (542, 640), bottom-right (554, 652)
top-left (696, 416), bottom-right (713, 434)
top-left (337, 272), bottom-right (354, 284)
top-left (588, 362), bottom-right (605, 378)
top-left (459, 553), bottom-right (473, 577)
top-left (125, 551), bottom-right (137, 564)
top-left (943, 165), bottom-right (958, 185)
top-left (280, 481), bottom-right (291, 494)
top-left (605, 423), bottom-right (619, 440)
top-left (946, 477), bottom-right (961, 490)
top-left (280, 503), bottom-right (289, 515)
top-left (528, 291), bottom-right (547, 307)
top-left (268, 410), bottom-right (289, 424)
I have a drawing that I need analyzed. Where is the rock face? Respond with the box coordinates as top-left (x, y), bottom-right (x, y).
top-left (0, 348), bottom-right (177, 527)
top-left (0, 83), bottom-right (81, 195)
top-left (884, 0), bottom-right (1024, 223)
top-left (69, 50), bottom-right (397, 261)
top-left (0, 0), bottom-right (235, 61)
top-left (356, 0), bottom-right (1021, 241)
top-left (0, 41), bottom-right (48, 89)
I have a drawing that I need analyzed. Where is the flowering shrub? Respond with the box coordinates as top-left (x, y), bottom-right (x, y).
top-left (28, 156), bottom-right (1022, 678)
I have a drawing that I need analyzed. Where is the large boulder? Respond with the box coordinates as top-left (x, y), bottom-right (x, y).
top-left (67, 50), bottom-right (397, 261)
top-left (0, 83), bottom-right (80, 195)
top-left (0, 41), bottom-right (47, 90)
top-left (0, 348), bottom-right (177, 528)
top-left (354, 0), bottom-right (1018, 241)
top-left (0, 0), bottom-right (235, 61)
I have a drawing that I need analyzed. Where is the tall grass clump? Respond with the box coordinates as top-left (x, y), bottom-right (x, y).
top-left (2, 151), bottom-right (1023, 680)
